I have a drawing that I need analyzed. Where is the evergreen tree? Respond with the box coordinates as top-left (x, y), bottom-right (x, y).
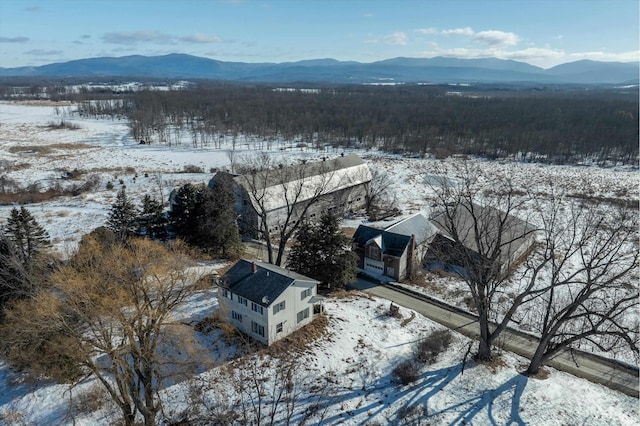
top-left (138, 194), bottom-right (165, 238)
top-left (0, 235), bottom-right (35, 311)
top-left (107, 187), bottom-right (138, 240)
top-left (4, 206), bottom-right (50, 266)
top-left (287, 212), bottom-right (358, 290)
top-left (197, 179), bottom-right (241, 257)
top-left (170, 181), bottom-right (241, 256)
top-left (168, 183), bottom-right (206, 241)
top-left (1, 207), bottom-right (49, 311)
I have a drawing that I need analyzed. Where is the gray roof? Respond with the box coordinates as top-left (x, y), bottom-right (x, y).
top-left (352, 212), bottom-right (437, 256)
top-left (220, 259), bottom-right (318, 307)
top-left (234, 153), bottom-right (369, 192)
top-left (430, 203), bottom-right (536, 266)
top-left (384, 212), bottom-right (438, 245)
top-left (352, 225), bottom-right (412, 257)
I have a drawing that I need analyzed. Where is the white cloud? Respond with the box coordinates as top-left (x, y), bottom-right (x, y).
top-left (415, 46), bottom-right (566, 67)
top-left (474, 30), bottom-right (519, 46)
top-left (383, 32), bottom-right (408, 46)
top-left (103, 31), bottom-right (174, 45)
top-left (567, 50), bottom-right (640, 63)
top-left (442, 27), bottom-right (474, 36)
top-left (25, 49), bottom-right (63, 56)
top-left (504, 47), bottom-right (564, 61)
top-left (180, 34), bottom-right (223, 44)
top-left (415, 27), bottom-right (438, 35)
top-left (363, 13), bottom-right (373, 18)
top-left (0, 36), bottom-right (30, 43)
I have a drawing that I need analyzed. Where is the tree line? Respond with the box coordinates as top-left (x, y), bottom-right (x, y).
top-left (67, 82), bottom-right (640, 164)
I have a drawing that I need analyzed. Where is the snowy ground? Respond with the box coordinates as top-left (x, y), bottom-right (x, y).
top-left (1, 291), bottom-right (637, 425)
top-left (0, 100), bottom-right (638, 424)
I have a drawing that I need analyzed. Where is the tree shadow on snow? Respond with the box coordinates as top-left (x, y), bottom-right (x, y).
top-left (314, 363), bottom-right (463, 425)
top-left (428, 373), bottom-right (528, 425)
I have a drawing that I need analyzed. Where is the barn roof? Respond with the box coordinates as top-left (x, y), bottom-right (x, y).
top-left (220, 259), bottom-right (319, 307)
top-left (233, 154), bottom-right (372, 212)
top-left (430, 203), bottom-right (536, 266)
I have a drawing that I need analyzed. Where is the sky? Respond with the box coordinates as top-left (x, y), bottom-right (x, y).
top-left (0, 0), bottom-right (638, 70)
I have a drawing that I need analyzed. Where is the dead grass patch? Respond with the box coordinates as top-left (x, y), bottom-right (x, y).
top-left (8, 145), bottom-right (54, 155)
top-left (520, 365), bottom-right (550, 380)
top-left (265, 314), bottom-right (329, 356)
top-left (400, 311), bottom-right (416, 327)
top-left (341, 227), bottom-right (357, 238)
top-left (49, 142), bottom-right (94, 150)
top-left (7, 143), bottom-right (94, 156)
top-left (479, 355), bottom-right (507, 373)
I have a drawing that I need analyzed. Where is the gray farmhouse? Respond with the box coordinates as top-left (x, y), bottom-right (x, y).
top-left (209, 154), bottom-right (372, 239)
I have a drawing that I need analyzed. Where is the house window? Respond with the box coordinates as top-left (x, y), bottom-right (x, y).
top-left (232, 311), bottom-right (243, 323)
top-left (223, 289), bottom-right (233, 300)
top-left (276, 322), bottom-right (283, 333)
top-left (273, 300), bottom-right (286, 314)
top-left (238, 296), bottom-right (248, 306)
top-left (367, 245), bottom-right (381, 261)
top-left (251, 321), bottom-right (265, 337)
top-left (301, 288), bottom-right (311, 300)
top-left (251, 302), bottom-right (264, 315)
top-left (296, 308), bottom-right (310, 324)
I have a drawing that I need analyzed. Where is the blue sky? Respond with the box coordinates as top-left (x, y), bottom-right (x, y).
top-left (0, 0), bottom-right (638, 69)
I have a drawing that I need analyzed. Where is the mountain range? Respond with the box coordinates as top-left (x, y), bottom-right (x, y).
top-left (1, 54), bottom-right (638, 85)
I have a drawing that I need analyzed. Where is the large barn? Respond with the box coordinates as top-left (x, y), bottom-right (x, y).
top-left (209, 153), bottom-right (372, 239)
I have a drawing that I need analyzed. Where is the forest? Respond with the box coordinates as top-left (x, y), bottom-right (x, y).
top-left (1, 79), bottom-right (637, 165)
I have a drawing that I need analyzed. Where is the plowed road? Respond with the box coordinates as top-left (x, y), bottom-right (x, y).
top-left (348, 277), bottom-right (639, 398)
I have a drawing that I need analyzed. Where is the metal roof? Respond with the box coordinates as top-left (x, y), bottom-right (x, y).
top-left (233, 154), bottom-right (372, 212)
top-left (384, 211), bottom-right (438, 245)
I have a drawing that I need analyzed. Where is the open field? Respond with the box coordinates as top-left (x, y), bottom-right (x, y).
top-left (0, 100), bottom-right (638, 425)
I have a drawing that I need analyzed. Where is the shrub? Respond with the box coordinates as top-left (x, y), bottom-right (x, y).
top-left (72, 383), bottom-right (109, 415)
top-left (392, 359), bottom-right (420, 386)
top-left (414, 329), bottom-right (453, 364)
top-left (183, 164), bottom-right (204, 173)
top-left (106, 181), bottom-right (114, 190)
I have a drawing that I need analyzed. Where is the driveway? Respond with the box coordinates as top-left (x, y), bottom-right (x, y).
top-left (348, 277), bottom-right (639, 398)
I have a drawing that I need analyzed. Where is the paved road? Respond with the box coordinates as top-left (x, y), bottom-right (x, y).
top-left (348, 277), bottom-right (639, 398)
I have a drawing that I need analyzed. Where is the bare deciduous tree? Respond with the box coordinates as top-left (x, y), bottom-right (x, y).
top-left (236, 154), bottom-right (340, 266)
top-left (522, 202), bottom-right (639, 375)
top-left (363, 165), bottom-right (395, 219)
top-left (0, 237), bottom-right (205, 426)
top-left (425, 161), bottom-right (537, 361)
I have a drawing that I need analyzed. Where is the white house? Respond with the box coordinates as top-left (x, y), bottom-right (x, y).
top-left (218, 259), bottom-right (324, 346)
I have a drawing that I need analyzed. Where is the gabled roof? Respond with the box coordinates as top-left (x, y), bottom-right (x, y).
top-left (353, 212), bottom-right (437, 257)
top-left (384, 211), bottom-right (438, 245)
top-left (430, 203), bottom-right (536, 266)
top-left (232, 154), bottom-right (372, 212)
top-left (353, 225), bottom-right (412, 257)
top-left (220, 259), bottom-right (319, 307)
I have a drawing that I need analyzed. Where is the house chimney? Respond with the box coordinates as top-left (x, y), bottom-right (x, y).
top-left (252, 262), bottom-right (257, 273)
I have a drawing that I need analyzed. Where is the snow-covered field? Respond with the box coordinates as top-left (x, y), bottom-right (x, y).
top-left (0, 101), bottom-right (638, 424)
